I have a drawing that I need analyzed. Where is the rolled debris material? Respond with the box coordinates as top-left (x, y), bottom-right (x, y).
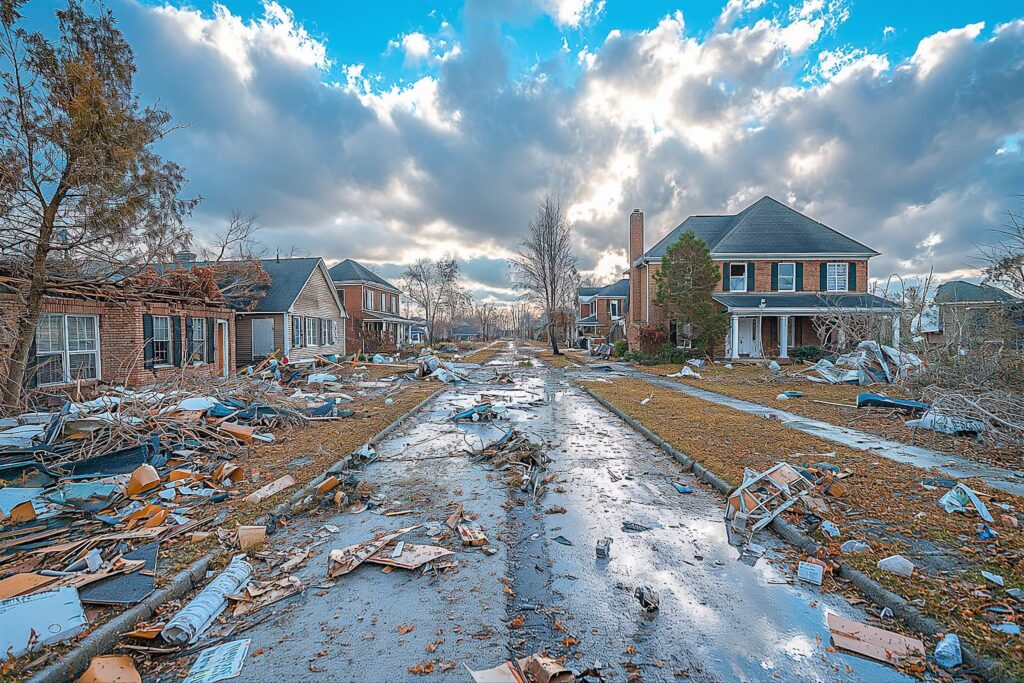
top-left (162, 555), bottom-right (252, 644)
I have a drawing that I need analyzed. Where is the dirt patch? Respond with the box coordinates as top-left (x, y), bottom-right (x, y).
top-left (584, 376), bottom-right (1024, 675)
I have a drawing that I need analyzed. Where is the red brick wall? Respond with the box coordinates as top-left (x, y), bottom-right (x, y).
top-left (1, 294), bottom-right (235, 388)
top-left (713, 259), bottom-right (869, 293)
top-left (335, 282), bottom-right (402, 353)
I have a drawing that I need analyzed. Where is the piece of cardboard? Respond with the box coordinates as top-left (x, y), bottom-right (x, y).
top-left (213, 463), bottom-right (243, 484)
top-left (243, 475), bottom-right (296, 504)
top-left (126, 465), bottom-right (161, 496)
top-left (366, 543), bottom-right (454, 570)
top-left (826, 613), bottom-right (925, 664)
top-left (0, 572), bottom-right (58, 600)
top-left (219, 422), bottom-right (255, 444)
top-left (75, 654), bottom-right (142, 683)
top-left (457, 524), bottom-right (487, 546)
top-left (328, 526), bottom-right (418, 577)
top-left (315, 476), bottom-right (339, 495)
top-left (8, 499), bottom-right (37, 523)
top-left (797, 561), bottom-right (824, 585)
top-left (235, 526), bottom-right (266, 549)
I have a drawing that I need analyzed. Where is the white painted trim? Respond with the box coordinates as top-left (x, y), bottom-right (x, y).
top-left (777, 262), bottom-right (797, 292)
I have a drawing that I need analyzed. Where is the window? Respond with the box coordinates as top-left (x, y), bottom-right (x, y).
top-left (152, 316), bottom-right (172, 366)
top-left (320, 318), bottom-right (329, 345)
top-left (292, 316), bottom-right (303, 348)
top-left (778, 262), bottom-right (796, 292)
top-left (380, 293), bottom-right (386, 311)
top-left (391, 296), bottom-right (398, 314)
top-left (35, 314), bottom-right (100, 385)
top-left (827, 263), bottom-right (848, 292)
top-left (730, 263), bottom-right (748, 292)
top-left (188, 318), bottom-right (206, 363)
top-left (609, 300), bottom-right (621, 317)
top-left (364, 289), bottom-right (373, 311)
top-left (331, 321), bottom-right (339, 345)
top-left (305, 318), bottom-right (318, 346)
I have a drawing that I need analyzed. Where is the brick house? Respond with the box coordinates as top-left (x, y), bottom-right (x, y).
top-left (627, 196), bottom-right (899, 359)
top-left (575, 278), bottom-right (629, 347)
top-left (328, 259), bottom-right (414, 354)
top-left (0, 279), bottom-right (235, 390)
top-left (164, 256), bottom-right (348, 365)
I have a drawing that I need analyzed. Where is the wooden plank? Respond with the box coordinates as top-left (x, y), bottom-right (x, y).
top-left (826, 613), bottom-right (925, 664)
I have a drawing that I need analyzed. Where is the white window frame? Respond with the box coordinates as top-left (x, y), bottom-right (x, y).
top-left (293, 316), bottom-right (303, 348)
top-left (189, 318), bottom-right (206, 363)
top-left (305, 318), bottom-right (318, 346)
top-left (827, 262), bottom-right (848, 292)
top-left (36, 313), bottom-right (101, 386)
top-left (380, 292), bottom-right (386, 311)
top-left (729, 263), bottom-right (748, 292)
top-left (391, 296), bottom-right (398, 314)
top-left (319, 318), bottom-right (329, 346)
top-left (364, 289), bottom-right (373, 311)
top-left (609, 300), bottom-right (621, 318)
top-left (787, 317), bottom-right (797, 348)
top-left (152, 315), bottom-right (172, 367)
top-left (777, 262), bottom-right (796, 292)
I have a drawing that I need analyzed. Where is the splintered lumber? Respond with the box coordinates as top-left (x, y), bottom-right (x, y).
top-left (327, 526), bottom-right (418, 577)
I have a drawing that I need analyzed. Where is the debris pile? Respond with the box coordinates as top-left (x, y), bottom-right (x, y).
top-left (800, 341), bottom-right (923, 386)
top-left (474, 428), bottom-right (550, 499)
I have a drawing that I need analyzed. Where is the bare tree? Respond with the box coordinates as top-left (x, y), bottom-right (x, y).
top-left (401, 257), bottom-right (466, 345)
top-left (199, 210), bottom-right (265, 262)
top-left (979, 195), bottom-right (1024, 296)
top-left (0, 1), bottom-right (196, 403)
top-left (510, 196), bottom-right (579, 354)
top-left (473, 300), bottom-right (496, 341)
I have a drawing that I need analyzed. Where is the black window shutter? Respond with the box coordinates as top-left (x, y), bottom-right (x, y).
top-left (184, 317), bottom-right (194, 361)
top-left (171, 316), bottom-right (182, 367)
top-left (796, 263), bottom-right (804, 291)
top-left (771, 263), bottom-right (778, 291)
top-left (722, 262), bottom-right (730, 292)
top-left (746, 263), bottom-right (755, 292)
top-left (206, 318), bottom-right (215, 362)
top-left (819, 263), bottom-right (828, 290)
top-left (848, 262), bottom-right (856, 291)
top-left (142, 314), bottom-right (154, 369)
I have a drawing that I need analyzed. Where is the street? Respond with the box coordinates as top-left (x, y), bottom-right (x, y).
top-left (230, 344), bottom-right (914, 682)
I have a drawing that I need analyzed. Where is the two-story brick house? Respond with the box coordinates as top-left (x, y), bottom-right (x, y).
top-left (328, 259), bottom-right (414, 354)
top-left (576, 278), bottom-right (629, 347)
top-left (627, 196), bottom-right (899, 359)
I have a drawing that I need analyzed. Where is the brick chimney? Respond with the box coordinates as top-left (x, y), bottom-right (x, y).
top-left (629, 209), bottom-right (643, 324)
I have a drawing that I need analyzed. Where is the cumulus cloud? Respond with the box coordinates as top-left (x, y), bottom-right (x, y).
top-left (111, 0), bottom-right (1024, 300)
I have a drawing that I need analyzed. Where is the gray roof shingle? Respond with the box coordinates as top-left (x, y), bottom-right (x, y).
top-left (157, 257), bottom-right (326, 313)
top-left (328, 259), bottom-right (400, 293)
top-left (596, 278), bottom-right (629, 298)
top-left (935, 281), bottom-right (1018, 304)
top-left (645, 196), bottom-right (878, 259)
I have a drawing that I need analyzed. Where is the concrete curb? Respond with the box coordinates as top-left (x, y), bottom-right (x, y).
top-left (32, 385), bottom-right (449, 683)
top-left (28, 555), bottom-right (212, 683)
top-left (578, 383), bottom-right (1010, 683)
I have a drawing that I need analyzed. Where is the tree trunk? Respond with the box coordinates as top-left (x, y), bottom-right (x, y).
top-left (1, 232), bottom-right (51, 410)
top-left (548, 321), bottom-right (560, 355)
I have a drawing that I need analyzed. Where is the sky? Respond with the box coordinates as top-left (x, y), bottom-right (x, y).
top-left (23, 0), bottom-right (1024, 303)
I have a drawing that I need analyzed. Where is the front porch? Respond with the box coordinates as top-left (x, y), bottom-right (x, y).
top-left (715, 293), bottom-right (901, 360)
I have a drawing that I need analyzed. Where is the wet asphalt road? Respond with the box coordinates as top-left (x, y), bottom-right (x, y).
top-left (224, 344), bottom-right (915, 683)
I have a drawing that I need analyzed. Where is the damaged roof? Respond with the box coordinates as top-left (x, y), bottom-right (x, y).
top-left (935, 280), bottom-right (1019, 304)
top-left (645, 196), bottom-right (879, 260)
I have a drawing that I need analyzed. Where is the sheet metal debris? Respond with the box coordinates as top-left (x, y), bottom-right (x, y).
top-left (163, 555), bottom-right (253, 645)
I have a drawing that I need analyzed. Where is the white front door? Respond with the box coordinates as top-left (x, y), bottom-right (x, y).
top-left (737, 317), bottom-right (755, 356)
top-left (252, 318), bottom-right (275, 358)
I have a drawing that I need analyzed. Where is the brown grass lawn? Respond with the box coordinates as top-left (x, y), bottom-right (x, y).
top-left (585, 377), bottom-right (1024, 674)
top-left (636, 362), bottom-right (1020, 469)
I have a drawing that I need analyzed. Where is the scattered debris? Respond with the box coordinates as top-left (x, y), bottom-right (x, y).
top-left (596, 537), bottom-right (612, 558)
top-left (163, 556), bottom-right (253, 645)
top-left (328, 526), bottom-right (418, 577)
top-left (634, 585), bottom-right (659, 612)
top-left (621, 521), bottom-right (651, 533)
top-left (797, 559), bottom-right (825, 585)
top-left (876, 555), bottom-right (915, 578)
top-left (826, 613), bottom-right (925, 667)
top-left (933, 633), bottom-right (962, 670)
top-left (725, 462), bottom-right (815, 540)
top-left (855, 393), bottom-right (929, 414)
top-left (76, 655), bottom-right (142, 683)
top-left (939, 483), bottom-right (994, 523)
top-left (906, 411), bottom-right (986, 436)
top-left (667, 367), bottom-right (702, 379)
top-left (184, 638), bottom-right (251, 683)
top-left (0, 587), bottom-right (88, 657)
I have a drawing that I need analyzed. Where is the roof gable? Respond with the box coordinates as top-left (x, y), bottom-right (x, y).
top-left (644, 196), bottom-right (878, 259)
top-left (596, 278), bottom-right (630, 298)
top-left (328, 259), bottom-right (400, 293)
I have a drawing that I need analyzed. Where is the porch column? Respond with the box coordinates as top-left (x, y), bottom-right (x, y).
top-left (779, 315), bottom-right (789, 359)
top-left (730, 315), bottom-right (740, 360)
